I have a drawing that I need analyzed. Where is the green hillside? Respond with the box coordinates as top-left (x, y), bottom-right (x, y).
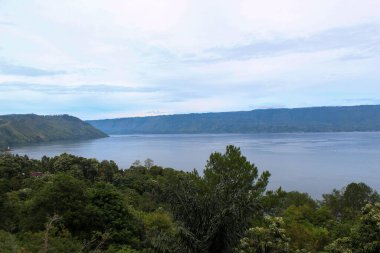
top-left (88, 105), bottom-right (380, 134)
top-left (0, 114), bottom-right (108, 148)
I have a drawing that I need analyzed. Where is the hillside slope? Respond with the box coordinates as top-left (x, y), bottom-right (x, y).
top-left (88, 105), bottom-right (380, 134)
top-left (0, 114), bottom-right (108, 147)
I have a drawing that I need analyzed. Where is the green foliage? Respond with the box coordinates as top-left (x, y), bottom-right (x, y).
top-left (322, 182), bottom-right (380, 221)
top-left (106, 245), bottom-right (141, 253)
top-left (164, 145), bottom-right (270, 253)
top-left (85, 182), bottom-right (143, 247)
top-left (134, 208), bottom-right (181, 252)
top-left (0, 230), bottom-right (22, 253)
top-left (17, 230), bottom-right (81, 253)
top-left (325, 203), bottom-right (380, 253)
top-left (281, 204), bottom-right (330, 252)
top-left (262, 188), bottom-right (317, 216)
top-left (0, 229), bottom-right (82, 253)
top-left (0, 154), bottom-right (39, 192)
top-left (141, 208), bottom-right (173, 233)
top-left (235, 216), bottom-right (290, 253)
top-left (22, 173), bottom-right (88, 232)
top-left (0, 147), bottom-right (379, 253)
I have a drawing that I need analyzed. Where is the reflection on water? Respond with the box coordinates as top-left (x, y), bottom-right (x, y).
top-left (12, 132), bottom-right (380, 198)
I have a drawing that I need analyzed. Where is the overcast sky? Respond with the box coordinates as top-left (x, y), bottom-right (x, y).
top-left (1, 0), bottom-right (380, 119)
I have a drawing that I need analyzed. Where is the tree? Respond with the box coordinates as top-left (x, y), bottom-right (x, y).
top-left (235, 216), bottom-right (290, 253)
top-left (0, 230), bottom-right (22, 253)
top-left (165, 145), bottom-right (270, 253)
top-left (283, 205), bottom-right (330, 252)
top-left (132, 160), bottom-right (142, 167)
top-left (322, 182), bottom-right (380, 220)
top-left (325, 203), bottom-right (380, 253)
top-left (43, 214), bottom-right (62, 253)
top-left (144, 159), bottom-right (154, 169)
top-left (98, 160), bottom-right (119, 183)
top-left (262, 188), bottom-right (317, 216)
top-left (85, 182), bottom-right (143, 248)
top-left (23, 173), bottom-right (88, 233)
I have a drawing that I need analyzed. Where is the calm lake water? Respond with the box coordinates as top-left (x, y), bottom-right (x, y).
top-left (11, 132), bottom-right (380, 198)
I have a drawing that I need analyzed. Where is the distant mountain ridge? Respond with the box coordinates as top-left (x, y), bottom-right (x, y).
top-left (87, 105), bottom-right (380, 134)
top-left (0, 114), bottom-right (108, 148)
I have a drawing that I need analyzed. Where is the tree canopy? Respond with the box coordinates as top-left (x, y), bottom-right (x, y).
top-left (0, 146), bottom-right (379, 252)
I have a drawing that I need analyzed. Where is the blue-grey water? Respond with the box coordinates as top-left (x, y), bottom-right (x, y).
top-left (11, 132), bottom-right (380, 198)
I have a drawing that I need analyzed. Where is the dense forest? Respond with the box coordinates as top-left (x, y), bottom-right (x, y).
top-left (88, 105), bottom-right (380, 134)
top-left (0, 146), bottom-right (379, 253)
top-left (0, 114), bottom-right (107, 148)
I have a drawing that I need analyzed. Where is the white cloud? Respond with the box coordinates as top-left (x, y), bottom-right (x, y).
top-left (1, 0), bottom-right (380, 117)
top-left (7, 0), bottom-right (379, 55)
top-left (239, 0), bottom-right (380, 38)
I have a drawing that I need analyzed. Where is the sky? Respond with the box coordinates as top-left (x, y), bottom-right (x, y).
top-left (1, 0), bottom-right (380, 120)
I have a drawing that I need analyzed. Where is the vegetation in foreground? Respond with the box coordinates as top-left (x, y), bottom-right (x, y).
top-left (0, 145), bottom-right (379, 253)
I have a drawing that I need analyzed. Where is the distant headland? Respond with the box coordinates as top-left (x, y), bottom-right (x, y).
top-left (0, 114), bottom-right (108, 148)
top-left (87, 105), bottom-right (380, 134)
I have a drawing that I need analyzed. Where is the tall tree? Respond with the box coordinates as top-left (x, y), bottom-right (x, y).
top-left (165, 145), bottom-right (270, 253)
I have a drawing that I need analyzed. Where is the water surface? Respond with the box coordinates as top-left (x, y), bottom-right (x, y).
top-left (12, 132), bottom-right (380, 198)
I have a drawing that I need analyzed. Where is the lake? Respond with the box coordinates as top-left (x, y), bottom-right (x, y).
top-left (11, 132), bottom-right (380, 198)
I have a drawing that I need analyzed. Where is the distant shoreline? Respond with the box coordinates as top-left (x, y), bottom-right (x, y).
top-left (88, 105), bottom-right (380, 135)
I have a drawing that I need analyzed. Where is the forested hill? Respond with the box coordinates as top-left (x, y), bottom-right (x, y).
top-left (88, 105), bottom-right (380, 134)
top-left (0, 114), bottom-right (108, 147)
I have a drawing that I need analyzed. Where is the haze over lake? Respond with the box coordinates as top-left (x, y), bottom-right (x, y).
top-left (12, 132), bottom-right (380, 198)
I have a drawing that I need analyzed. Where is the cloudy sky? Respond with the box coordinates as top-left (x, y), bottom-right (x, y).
top-left (1, 0), bottom-right (380, 119)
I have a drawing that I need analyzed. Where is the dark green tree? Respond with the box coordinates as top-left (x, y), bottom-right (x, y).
top-left (22, 173), bottom-right (88, 233)
top-left (323, 182), bottom-right (380, 220)
top-left (262, 188), bottom-right (317, 216)
top-left (325, 203), bottom-right (380, 253)
top-left (85, 183), bottom-right (143, 246)
top-left (165, 145), bottom-right (270, 253)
